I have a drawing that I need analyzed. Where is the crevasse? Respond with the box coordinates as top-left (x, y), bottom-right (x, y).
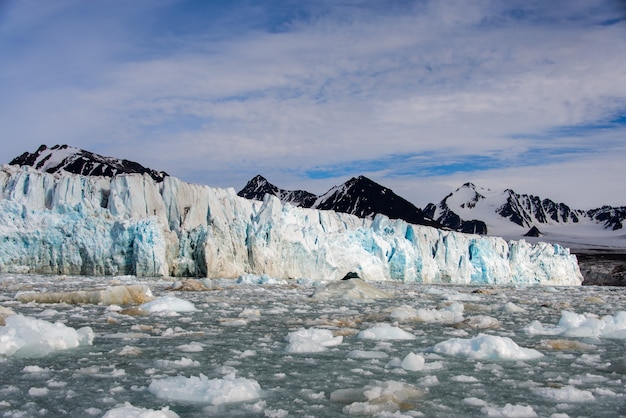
top-left (0, 165), bottom-right (583, 285)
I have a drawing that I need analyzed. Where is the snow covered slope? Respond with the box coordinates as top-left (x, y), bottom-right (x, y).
top-left (0, 165), bottom-right (582, 285)
top-left (10, 144), bottom-right (168, 182)
top-left (424, 183), bottom-right (626, 250)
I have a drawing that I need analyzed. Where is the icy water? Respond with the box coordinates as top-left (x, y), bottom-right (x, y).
top-left (1, 274), bottom-right (625, 418)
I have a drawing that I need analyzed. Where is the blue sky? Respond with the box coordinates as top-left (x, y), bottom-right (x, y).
top-left (1, 0), bottom-right (625, 209)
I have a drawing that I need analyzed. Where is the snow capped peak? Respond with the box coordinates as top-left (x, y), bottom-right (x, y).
top-left (426, 183), bottom-right (626, 248)
top-left (10, 144), bottom-right (168, 182)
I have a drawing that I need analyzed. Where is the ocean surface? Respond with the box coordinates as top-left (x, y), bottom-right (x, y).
top-left (1, 273), bottom-right (625, 417)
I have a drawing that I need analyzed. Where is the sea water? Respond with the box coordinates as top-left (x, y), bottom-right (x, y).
top-left (0, 273), bottom-right (624, 417)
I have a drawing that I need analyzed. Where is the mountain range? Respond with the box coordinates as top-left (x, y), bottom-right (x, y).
top-left (10, 144), bottom-right (168, 183)
top-left (7, 144), bottom-right (626, 251)
top-left (238, 174), bottom-right (440, 228)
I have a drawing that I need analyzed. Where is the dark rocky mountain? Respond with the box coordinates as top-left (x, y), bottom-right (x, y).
top-left (587, 206), bottom-right (626, 230)
top-left (423, 183), bottom-right (488, 234)
top-left (495, 189), bottom-right (581, 228)
top-left (238, 175), bottom-right (439, 227)
top-left (238, 175), bottom-right (317, 207)
top-left (10, 144), bottom-right (168, 182)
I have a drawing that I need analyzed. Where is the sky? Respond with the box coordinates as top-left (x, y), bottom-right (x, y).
top-left (1, 0), bottom-right (625, 210)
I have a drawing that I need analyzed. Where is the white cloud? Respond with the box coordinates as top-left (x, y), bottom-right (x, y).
top-left (0, 0), bottom-right (625, 208)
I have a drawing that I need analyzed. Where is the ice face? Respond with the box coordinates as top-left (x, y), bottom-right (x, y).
top-left (0, 165), bottom-right (583, 285)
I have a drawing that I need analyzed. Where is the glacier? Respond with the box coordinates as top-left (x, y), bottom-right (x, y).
top-left (0, 165), bottom-right (583, 285)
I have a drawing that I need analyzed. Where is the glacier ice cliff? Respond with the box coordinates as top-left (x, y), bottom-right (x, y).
top-left (0, 165), bottom-right (583, 285)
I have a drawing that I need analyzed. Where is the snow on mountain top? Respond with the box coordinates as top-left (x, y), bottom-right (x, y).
top-left (10, 144), bottom-right (168, 182)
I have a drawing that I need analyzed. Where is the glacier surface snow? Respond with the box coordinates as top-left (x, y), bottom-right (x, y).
top-left (0, 165), bottom-right (582, 285)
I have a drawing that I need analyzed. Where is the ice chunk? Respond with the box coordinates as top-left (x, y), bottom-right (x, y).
top-left (140, 296), bottom-right (198, 313)
top-left (149, 373), bottom-right (262, 405)
top-left (388, 305), bottom-right (418, 321)
top-left (0, 305), bottom-right (15, 325)
top-left (167, 279), bottom-right (211, 291)
top-left (311, 279), bottom-right (393, 301)
top-left (533, 385), bottom-right (595, 402)
top-left (524, 311), bottom-right (626, 339)
top-left (16, 285), bottom-right (153, 305)
top-left (413, 302), bottom-right (464, 324)
top-left (480, 403), bottom-right (537, 417)
top-left (0, 314), bottom-right (93, 357)
top-left (330, 380), bottom-right (424, 415)
top-left (102, 402), bottom-right (179, 417)
top-left (357, 323), bottom-right (416, 340)
top-left (431, 333), bottom-right (543, 360)
top-left (400, 352), bottom-right (425, 371)
top-left (237, 274), bottom-right (287, 285)
top-left (154, 357), bottom-right (200, 369)
top-left (285, 328), bottom-right (343, 353)
top-left (347, 350), bottom-right (389, 359)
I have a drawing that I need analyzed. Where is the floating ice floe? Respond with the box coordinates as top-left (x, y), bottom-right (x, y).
top-left (167, 279), bottom-right (212, 291)
top-left (0, 314), bottom-right (93, 357)
top-left (139, 296), bottom-right (198, 314)
top-left (102, 402), bottom-right (179, 417)
top-left (237, 274), bottom-right (287, 286)
top-left (524, 310), bottom-right (626, 339)
top-left (310, 279), bottom-right (393, 301)
top-left (154, 357), bottom-right (200, 369)
top-left (347, 350), bottom-right (389, 359)
top-left (357, 323), bottom-right (416, 340)
top-left (330, 380), bottom-right (424, 415)
top-left (480, 403), bottom-right (537, 417)
top-left (532, 385), bottom-right (595, 402)
top-left (0, 305), bottom-right (15, 325)
top-left (431, 333), bottom-right (543, 360)
top-left (148, 373), bottom-right (262, 405)
top-left (16, 285), bottom-right (154, 305)
top-left (285, 328), bottom-right (343, 353)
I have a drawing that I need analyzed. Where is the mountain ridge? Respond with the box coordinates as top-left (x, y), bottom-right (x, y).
top-left (238, 174), bottom-right (440, 228)
top-left (10, 144), bottom-right (168, 183)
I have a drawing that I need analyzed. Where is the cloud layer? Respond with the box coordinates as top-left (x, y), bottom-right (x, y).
top-left (1, 0), bottom-right (625, 208)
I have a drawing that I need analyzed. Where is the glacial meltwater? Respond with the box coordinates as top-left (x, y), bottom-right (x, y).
top-left (1, 274), bottom-right (624, 417)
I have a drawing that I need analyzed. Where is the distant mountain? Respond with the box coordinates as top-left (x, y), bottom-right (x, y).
top-left (238, 175), bottom-right (317, 207)
top-left (238, 175), bottom-right (439, 227)
top-left (424, 182), bottom-right (626, 237)
top-left (10, 144), bottom-right (168, 182)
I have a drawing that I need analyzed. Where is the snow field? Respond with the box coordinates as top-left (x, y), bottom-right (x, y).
top-left (0, 273), bottom-right (625, 417)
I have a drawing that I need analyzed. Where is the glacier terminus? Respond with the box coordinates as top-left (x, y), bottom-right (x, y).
top-left (0, 165), bottom-right (582, 285)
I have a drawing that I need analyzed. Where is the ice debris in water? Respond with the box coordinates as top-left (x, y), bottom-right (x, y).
top-left (102, 402), bottom-right (179, 418)
top-left (139, 296), bottom-right (198, 313)
top-left (0, 314), bottom-right (93, 357)
top-left (357, 323), bottom-right (416, 340)
top-left (285, 328), bottom-right (343, 353)
top-left (525, 310), bottom-right (626, 339)
top-left (431, 333), bottom-right (543, 360)
top-left (148, 373), bottom-right (262, 405)
top-left (330, 380), bottom-right (424, 415)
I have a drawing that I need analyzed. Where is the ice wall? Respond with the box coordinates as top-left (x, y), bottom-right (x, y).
top-left (0, 165), bottom-right (583, 285)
